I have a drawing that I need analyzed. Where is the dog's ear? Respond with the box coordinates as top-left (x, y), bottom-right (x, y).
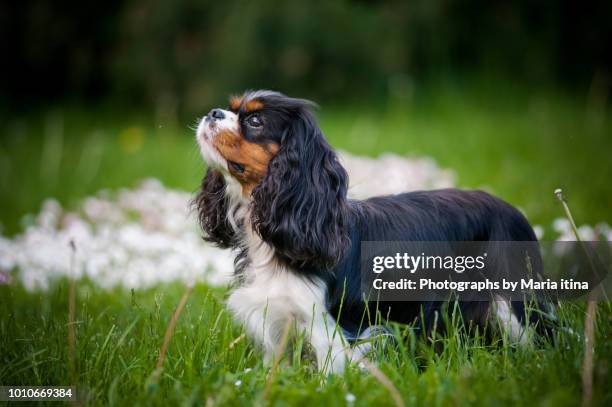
top-left (250, 104), bottom-right (349, 270)
top-left (193, 168), bottom-right (236, 248)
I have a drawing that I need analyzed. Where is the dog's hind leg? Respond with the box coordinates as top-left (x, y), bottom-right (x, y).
top-left (491, 296), bottom-right (535, 344)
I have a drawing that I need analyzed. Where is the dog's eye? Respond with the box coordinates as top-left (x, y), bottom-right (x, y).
top-left (246, 114), bottom-right (262, 128)
top-left (229, 161), bottom-right (245, 173)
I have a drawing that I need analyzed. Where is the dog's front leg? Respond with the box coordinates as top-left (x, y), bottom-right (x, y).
top-left (228, 293), bottom-right (350, 373)
top-left (306, 313), bottom-right (352, 374)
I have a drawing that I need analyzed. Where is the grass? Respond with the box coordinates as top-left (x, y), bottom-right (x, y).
top-left (1, 82), bottom-right (611, 405)
top-left (1, 281), bottom-right (611, 406)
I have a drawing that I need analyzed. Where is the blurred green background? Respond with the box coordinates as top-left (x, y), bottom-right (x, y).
top-left (0, 0), bottom-right (611, 235)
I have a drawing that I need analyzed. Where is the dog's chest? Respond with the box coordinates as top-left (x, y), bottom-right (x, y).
top-left (227, 232), bottom-right (328, 328)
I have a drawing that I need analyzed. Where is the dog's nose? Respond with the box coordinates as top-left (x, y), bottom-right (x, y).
top-left (207, 109), bottom-right (225, 120)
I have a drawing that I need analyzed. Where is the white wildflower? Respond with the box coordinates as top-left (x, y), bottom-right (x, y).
top-left (533, 225), bottom-right (544, 240)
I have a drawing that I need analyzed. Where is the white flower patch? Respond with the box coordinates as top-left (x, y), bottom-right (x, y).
top-left (552, 218), bottom-right (612, 242)
top-left (5, 151), bottom-right (453, 291)
top-left (1, 151), bottom-right (609, 292)
top-left (1, 179), bottom-right (234, 291)
top-left (341, 152), bottom-right (455, 199)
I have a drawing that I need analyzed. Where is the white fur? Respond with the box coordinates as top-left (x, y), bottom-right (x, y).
top-left (196, 110), bottom-right (239, 171)
top-left (225, 203), bottom-right (352, 374)
top-left (493, 296), bottom-right (532, 344)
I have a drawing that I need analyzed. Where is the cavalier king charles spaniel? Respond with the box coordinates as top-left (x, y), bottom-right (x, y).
top-left (194, 90), bottom-right (551, 373)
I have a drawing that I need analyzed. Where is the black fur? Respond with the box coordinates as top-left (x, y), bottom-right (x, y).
top-left (250, 100), bottom-right (350, 271)
top-left (193, 168), bottom-right (236, 248)
top-left (326, 191), bottom-right (550, 338)
top-left (196, 90), bottom-right (554, 340)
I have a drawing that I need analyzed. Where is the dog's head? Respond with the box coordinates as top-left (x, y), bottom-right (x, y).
top-left (195, 90), bottom-right (349, 270)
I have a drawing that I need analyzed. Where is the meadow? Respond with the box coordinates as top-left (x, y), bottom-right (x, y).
top-left (1, 281), bottom-right (610, 406)
top-left (1, 82), bottom-right (611, 405)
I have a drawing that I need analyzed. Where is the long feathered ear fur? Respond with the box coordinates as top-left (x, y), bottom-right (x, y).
top-left (250, 104), bottom-right (350, 271)
top-left (193, 168), bottom-right (236, 248)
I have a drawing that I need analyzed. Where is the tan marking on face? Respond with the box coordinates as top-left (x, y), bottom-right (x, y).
top-left (244, 100), bottom-right (264, 113)
top-left (229, 96), bottom-right (243, 111)
top-left (212, 130), bottom-right (279, 195)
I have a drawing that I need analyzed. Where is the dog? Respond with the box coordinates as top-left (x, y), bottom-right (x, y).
top-left (194, 90), bottom-right (552, 373)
